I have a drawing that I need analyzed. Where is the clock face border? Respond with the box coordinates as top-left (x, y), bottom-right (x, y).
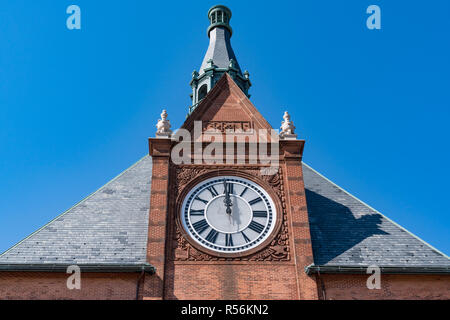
top-left (174, 169), bottom-right (284, 259)
top-left (182, 176), bottom-right (276, 253)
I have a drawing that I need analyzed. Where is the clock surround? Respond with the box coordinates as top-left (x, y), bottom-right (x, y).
top-left (180, 175), bottom-right (278, 254)
top-left (172, 168), bottom-right (286, 259)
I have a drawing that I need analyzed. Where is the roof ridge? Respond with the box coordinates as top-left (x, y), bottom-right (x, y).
top-left (302, 162), bottom-right (449, 260)
top-left (0, 155), bottom-right (150, 259)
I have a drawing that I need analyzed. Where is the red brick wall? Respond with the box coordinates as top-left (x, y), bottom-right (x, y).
top-left (1, 76), bottom-right (447, 301)
top-left (283, 157), bottom-right (318, 299)
top-left (0, 272), bottom-right (139, 300)
top-left (1, 272), bottom-right (448, 300)
top-left (319, 274), bottom-right (450, 300)
top-left (144, 76), bottom-right (320, 300)
top-left (144, 144), bottom-right (171, 300)
top-left (164, 263), bottom-right (299, 300)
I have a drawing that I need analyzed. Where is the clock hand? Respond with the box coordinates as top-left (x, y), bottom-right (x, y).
top-left (223, 179), bottom-right (233, 215)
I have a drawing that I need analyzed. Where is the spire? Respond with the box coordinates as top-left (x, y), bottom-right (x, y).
top-left (200, 5), bottom-right (239, 75)
top-left (189, 5), bottom-right (251, 113)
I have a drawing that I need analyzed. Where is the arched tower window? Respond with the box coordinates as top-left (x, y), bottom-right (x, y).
top-left (198, 84), bottom-right (208, 101)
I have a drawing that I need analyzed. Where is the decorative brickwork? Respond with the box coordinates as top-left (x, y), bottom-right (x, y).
top-left (0, 272), bottom-right (140, 300)
top-left (319, 274), bottom-right (450, 300)
top-left (169, 165), bottom-right (290, 262)
top-left (203, 121), bottom-right (253, 133)
top-left (142, 74), bottom-right (319, 300)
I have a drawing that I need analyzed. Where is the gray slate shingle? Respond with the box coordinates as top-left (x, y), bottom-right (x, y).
top-left (0, 156), bottom-right (152, 265)
top-left (0, 157), bottom-right (448, 268)
top-left (303, 163), bottom-right (449, 267)
top-left (199, 27), bottom-right (242, 75)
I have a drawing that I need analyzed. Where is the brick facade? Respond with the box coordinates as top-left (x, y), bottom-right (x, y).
top-left (144, 139), bottom-right (172, 300)
top-left (283, 153), bottom-right (318, 299)
top-left (1, 272), bottom-right (448, 300)
top-left (0, 75), bottom-right (447, 301)
top-left (0, 272), bottom-right (140, 300)
top-left (319, 274), bottom-right (450, 300)
top-left (139, 74), bottom-right (448, 301)
top-left (141, 74), bottom-right (320, 300)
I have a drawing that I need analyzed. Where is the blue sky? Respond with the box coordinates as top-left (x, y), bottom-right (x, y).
top-left (0, 0), bottom-right (449, 255)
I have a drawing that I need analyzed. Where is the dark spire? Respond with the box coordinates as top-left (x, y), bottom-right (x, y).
top-left (189, 5), bottom-right (251, 113)
top-left (199, 5), bottom-right (240, 75)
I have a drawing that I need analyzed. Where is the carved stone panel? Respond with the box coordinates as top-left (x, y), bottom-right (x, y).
top-left (169, 165), bottom-right (290, 262)
top-left (203, 121), bottom-right (253, 133)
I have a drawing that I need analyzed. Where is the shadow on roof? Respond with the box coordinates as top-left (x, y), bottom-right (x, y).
top-left (305, 189), bottom-right (388, 265)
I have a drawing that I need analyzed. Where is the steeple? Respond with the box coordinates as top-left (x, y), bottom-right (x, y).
top-left (189, 5), bottom-right (251, 113)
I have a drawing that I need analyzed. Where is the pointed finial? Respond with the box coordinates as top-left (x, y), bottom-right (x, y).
top-left (192, 70), bottom-right (199, 79)
top-left (280, 111), bottom-right (298, 140)
top-left (156, 109), bottom-right (172, 138)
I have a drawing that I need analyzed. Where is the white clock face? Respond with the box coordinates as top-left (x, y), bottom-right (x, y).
top-left (181, 176), bottom-right (277, 254)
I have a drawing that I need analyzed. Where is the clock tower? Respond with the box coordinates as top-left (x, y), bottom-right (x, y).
top-left (0, 3), bottom-right (447, 302)
top-left (143, 5), bottom-right (318, 300)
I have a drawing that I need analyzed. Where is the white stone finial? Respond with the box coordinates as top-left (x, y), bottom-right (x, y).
top-left (279, 111), bottom-right (298, 140)
top-left (156, 109), bottom-right (172, 138)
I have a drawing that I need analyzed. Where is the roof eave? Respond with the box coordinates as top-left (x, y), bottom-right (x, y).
top-left (0, 263), bottom-right (156, 274)
top-left (305, 264), bottom-right (450, 275)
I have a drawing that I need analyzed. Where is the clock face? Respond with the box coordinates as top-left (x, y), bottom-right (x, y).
top-left (180, 176), bottom-right (277, 254)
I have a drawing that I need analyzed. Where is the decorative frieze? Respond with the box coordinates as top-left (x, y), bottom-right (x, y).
top-left (203, 121), bottom-right (253, 133)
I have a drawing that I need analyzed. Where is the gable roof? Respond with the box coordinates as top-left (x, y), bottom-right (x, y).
top-left (0, 156), bottom-right (152, 266)
top-left (183, 73), bottom-right (273, 132)
top-left (0, 156), bottom-right (448, 273)
top-left (303, 163), bottom-right (449, 271)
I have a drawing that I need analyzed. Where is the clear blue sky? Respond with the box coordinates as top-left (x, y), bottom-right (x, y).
top-left (0, 0), bottom-right (449, 255)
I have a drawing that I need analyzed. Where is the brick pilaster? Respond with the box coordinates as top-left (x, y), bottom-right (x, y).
top-left (143, 138), bottom-right (171, 299)
top-left (281, 140), bottom-right (319, 299)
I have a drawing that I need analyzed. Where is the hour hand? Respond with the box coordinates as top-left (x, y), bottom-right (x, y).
top-left (223, 180), bottom-right (233, 215)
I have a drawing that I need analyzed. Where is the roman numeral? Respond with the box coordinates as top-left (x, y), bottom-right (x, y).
top-left (241, 231), bottom-right (251, 243)
top-left (223, 182), bottom-right (234, 195)
top-left (206, 186), bottom-right (219, 197)
top-left (195, 196), bottom-right (209, 205)
top-left (248, 221), bottom-right (265, 234)
top-left (192, 219), bottom-right (209, 234)
top-left (240, 187), bottom-right (248, 197)
top-left (249, 197), bottom-right (263, 206)
top-left (205, 229), bottom-right (219, 243)
top-left (225, 234), bottom-right (234, 247)
top-left (190, 209), bottom-right (205, 216)
top-left (253, 210), bottom-right (267, 218)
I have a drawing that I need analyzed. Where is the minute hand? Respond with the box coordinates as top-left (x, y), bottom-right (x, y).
top-left (223, 180), bottom-right (233, 215)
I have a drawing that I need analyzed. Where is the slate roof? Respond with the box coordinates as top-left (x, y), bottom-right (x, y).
top-left (0, 156), bottom-right (152, 265)
top-left (303, 164), bottom-right (449, 267)
top-left (0, 156), bottom-right (448, 269)
top-left (199, 27), bottom-right (242, 75)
